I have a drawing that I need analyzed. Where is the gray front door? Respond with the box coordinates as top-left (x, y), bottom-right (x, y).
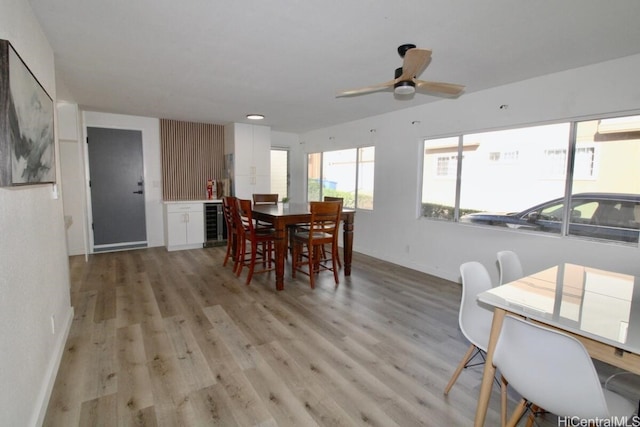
top-left (87, 127), bottom-right (147, 251)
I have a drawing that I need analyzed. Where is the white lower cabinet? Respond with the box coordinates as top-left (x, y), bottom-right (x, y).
top-left (164, 202), bottom-right (205, 251)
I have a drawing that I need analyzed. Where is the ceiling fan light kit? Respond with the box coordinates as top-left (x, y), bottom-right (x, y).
top-left (394, 82), bottom-right (416, 95)
top-left (336, 44), bottom-right (464, 99)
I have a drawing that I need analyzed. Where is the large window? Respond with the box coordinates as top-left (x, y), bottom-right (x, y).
top-left (421, 114), bottom-right (640, 245)
top-left (307, 146), bottom-right (375, 209)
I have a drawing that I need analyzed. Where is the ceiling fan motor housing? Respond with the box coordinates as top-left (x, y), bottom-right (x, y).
top-left (394, 66), bottom-right (415, 94)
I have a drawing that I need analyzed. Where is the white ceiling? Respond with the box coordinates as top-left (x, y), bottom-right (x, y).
top-left (28, 0), bottom-right (640, 134)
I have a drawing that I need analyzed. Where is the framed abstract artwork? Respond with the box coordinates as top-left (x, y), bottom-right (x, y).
top-left (0, 39), bottom-right (55, 187)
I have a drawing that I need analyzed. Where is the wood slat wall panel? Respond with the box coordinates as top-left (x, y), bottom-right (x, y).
top-left (160, 119), bottom-right (224, 200)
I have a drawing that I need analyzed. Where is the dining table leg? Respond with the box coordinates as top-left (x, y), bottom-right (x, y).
top-left (342, 215), bottom-right (354, 276)
top-left (474, 307), bottom-right (506, 427)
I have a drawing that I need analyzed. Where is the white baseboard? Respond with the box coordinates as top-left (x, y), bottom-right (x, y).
top-left (31, 306), bottom-right (74, 427)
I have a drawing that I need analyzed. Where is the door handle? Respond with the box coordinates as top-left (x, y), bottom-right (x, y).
top-left (133, 190), bottom-right (143, 194)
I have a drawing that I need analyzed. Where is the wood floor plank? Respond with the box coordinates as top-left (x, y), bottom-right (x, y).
top-left (256, 340), bottom-right (356, 426)
top-left (146, 351), bottom-right (195, 427)
top-left (243, 354), bottom-right (320, 427)
top-left (115, 273), bottom-right (163, 328)
top-left (115, 324), bottom-right (154, 421)
top-left (202, 304), bottom-right (261, 370)
top-left (78, 393), bottom-right (117, 427)
top-left (186, 384), bottom-right (239, 426)
top-left (214, 367), bottom-right (276, 426)
top-left (163, 315), bottom-right (216, 390)
top-left (82, 319), bottom-right (117, 401)
top-left (43, 334), bottom-right (92, 426)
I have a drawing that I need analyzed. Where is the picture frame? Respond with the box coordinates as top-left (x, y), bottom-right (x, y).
top-left (0, 39), bottom-right (55, 187)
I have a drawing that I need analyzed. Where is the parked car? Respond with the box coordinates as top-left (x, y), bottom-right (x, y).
top-left (460, 193), bottom-right (640, 243)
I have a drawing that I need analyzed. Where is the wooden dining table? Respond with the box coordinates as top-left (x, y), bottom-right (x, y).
top-left (251, 202), bottom-right (355, 290)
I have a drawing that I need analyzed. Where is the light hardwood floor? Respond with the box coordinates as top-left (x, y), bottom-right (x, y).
top-left (43, 246), bottom-right (636, 426)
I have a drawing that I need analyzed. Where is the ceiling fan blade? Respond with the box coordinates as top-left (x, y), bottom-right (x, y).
top-left (414, 79), bottom-right (465, 96)
top-left (336, 79), bottom-right (396, 98)
top-left (398, 48), bottom-right (432, 80)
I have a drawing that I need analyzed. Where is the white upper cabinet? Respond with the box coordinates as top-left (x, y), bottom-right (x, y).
top-left (225, 123), bottom-right (271, 199)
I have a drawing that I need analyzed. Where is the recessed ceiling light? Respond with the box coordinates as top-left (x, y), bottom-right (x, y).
top-left (246, 114), bottom-right (264, 120)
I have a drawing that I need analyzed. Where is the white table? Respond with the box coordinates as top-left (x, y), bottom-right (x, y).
top-left (473, 263), bottom-right (640, 426)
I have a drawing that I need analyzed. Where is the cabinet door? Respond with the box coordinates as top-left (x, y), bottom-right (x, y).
top-left (186, 210), bottom-right (205, 244)
top-left (167, 212), bottom-right (187, 246)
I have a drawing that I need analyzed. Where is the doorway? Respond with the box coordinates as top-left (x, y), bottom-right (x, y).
top-left (87, 127), bottom-right (147, 252)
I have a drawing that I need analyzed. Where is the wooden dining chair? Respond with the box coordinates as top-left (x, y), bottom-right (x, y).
top-left (221, 196), bottom-right (238, 269)
top-left (292, 201), bottom-right (342, 289)
top-left (233, 198), bottom-right (276, 285)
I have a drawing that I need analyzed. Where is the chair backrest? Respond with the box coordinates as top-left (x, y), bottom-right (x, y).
top-left (324, 196), bottom-right (344, 203)
top-left (222, 196), bottom-right (237, 230)
top-left (307, 201), bottom-right (342, 245)
top-left (496, 250), bottom-right (523, 285)
top-left (323, 197), bottom-right (344, 232)
top-left (493, 315), bottom-right (615, 419)
top-left (235, 198), bottom-right (256, 236)
top-left (459, 262), bottom-right (495, 352)
top-left (253, 194), bottom-right (278, 205)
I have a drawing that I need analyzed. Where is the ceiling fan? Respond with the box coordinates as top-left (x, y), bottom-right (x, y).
top-left (336, 44), bottom-right (465, 98)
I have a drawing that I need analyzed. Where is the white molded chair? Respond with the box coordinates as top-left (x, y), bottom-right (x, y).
top-left (497, 250), bottom-right (523, 285)
top-left (494, 315), bottom-right (637, 427)
top-left (444, 262), bottom-right (495, 395)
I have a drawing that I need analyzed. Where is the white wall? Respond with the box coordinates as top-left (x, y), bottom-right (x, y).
top-left (83, 111), bottom-right (165, 248)
top-left (0, 0), bottom-right (73, 425)
top-left (298, 54), bottom-right (640, 284)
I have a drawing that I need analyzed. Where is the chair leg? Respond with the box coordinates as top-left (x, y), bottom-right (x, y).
top-left (321, 243), bottom-right (342, 269)
top-left (501, 376), bottom-right (508, 427)
top-left (223, 234), bottom-right (233, 266)
top-left (444, 344), bottom-right (477, 395)
top-left (506, 399), bottom-right (528, 427)
top-left (524, 405), bottom-right (542, 427)
top-left (246, 240), bottom-right (258, 285)
top-left (234, 235), bottom-right (245, 276)
top-left (525, 412), bottom-right (536, 427)
top-left (309, 243), bottom-right (316, 289)
top-left (291, 240), bottom-right (298, 278)
top-left (334, 238), bottom-right (342, 268)
top-left (331, 243), bottom-right (339, 284)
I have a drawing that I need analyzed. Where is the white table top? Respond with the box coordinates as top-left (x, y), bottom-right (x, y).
top-left (478, 263), bottom-right (640, 355)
